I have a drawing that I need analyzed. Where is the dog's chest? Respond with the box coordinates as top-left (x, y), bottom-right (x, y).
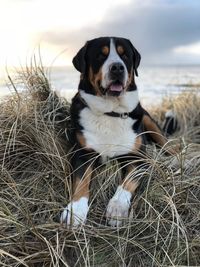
top-left (79, 108), bottom-right (137, 159)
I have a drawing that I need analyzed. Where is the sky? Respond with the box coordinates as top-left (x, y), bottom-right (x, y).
top-left (0, 0), bottom-right (200, 69)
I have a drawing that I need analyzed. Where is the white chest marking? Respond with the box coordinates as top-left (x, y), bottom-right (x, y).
top-left (80, 90), bottom-right (139, 114)
top-left (80, 108), bottom-right (137, 159)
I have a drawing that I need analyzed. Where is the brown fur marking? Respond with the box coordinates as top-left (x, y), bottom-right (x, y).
top-left (89, 66), bottom-right (102, 96)
top-left (117, 45), bottom-right (125, 55)
top-left (133, 135), bottom-right (142, 152)
top-left (122, 180), bottom-right (138, 194)
top-left (142, 115), bottom-right (167, 146)
top-left (142, 115), bottom-right (179, 155)
top-left (76, 132), bottom-right (93, 151)
top-left (102, 46), bottom-right (109, 56)
top-left (121, 165), bottom-right (139, 194)
top-left (76, 132), bottom-right (86, 147)
top-left (72, 166), bottom-right (93, 201)
top-left (125, 68), bottom-right (134, 91)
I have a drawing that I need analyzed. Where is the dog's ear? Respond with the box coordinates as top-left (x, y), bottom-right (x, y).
top-left (72, 42), bottom-right (88, 73)
top-left (133, 47), bottom-right (141, 77)
top-left (127, 39), bottom-right (141, 76)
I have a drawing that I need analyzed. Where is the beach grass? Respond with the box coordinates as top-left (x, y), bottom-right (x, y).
top-left (0, 65), bottom-right (200, 266)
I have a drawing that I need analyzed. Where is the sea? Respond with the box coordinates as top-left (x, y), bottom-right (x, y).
top-left (0, 65), bottom-right (199, 107)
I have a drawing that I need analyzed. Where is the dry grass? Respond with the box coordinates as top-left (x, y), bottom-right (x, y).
top-left (0, 65), bottom-right (200, 267)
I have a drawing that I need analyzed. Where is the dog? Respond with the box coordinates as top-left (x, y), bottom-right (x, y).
top-left (60, 36), bottom-right (175, 227)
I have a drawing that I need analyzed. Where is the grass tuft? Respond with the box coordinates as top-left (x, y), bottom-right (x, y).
top-left (0, 65), bottom-right (200, 266)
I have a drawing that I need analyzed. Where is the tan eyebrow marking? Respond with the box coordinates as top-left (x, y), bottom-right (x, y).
top-left (117, 45), bottom-right (125, 55)
top-left (102, 46), bottom-right (109, 56)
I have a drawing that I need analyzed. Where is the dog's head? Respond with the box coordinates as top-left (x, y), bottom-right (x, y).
top-left (73, 37), bottom-right (141, 96)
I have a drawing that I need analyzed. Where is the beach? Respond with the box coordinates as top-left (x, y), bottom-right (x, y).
top-left (0, 65), bottom-right (200, 105)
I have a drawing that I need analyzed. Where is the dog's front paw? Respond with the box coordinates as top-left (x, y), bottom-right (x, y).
top-left (60, 197), bottom-right (89, 227)
top-left (106, 186), bottom-right (131, 227)
top-left (106, 199), bottom-right (130, 227)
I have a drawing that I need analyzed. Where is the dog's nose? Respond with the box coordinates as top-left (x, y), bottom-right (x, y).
top-left (110, 62), bottom-right (124, 75)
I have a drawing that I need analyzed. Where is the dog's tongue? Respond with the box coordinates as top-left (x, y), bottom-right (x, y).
top-left (109, 84), bottom-right (123, 92)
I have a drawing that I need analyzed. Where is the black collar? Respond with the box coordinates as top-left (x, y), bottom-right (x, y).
top-left (104, 111), bottom-right (130, 119)
top-left (79, 93), bottom-right (131, 119)
top-left (78, 92), bottom-right (141, 120)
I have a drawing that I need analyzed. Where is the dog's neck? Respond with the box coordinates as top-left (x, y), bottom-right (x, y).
top-left (79, 90), bottom-right (139, 114)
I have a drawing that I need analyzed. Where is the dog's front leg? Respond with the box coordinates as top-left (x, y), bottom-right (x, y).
top-left (106, 164), bottom-right (140, 227)
top-left (60, 159), bottom-right (93, 227)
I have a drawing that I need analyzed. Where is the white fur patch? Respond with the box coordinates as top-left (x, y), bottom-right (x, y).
top-left (80, 90), bottom-right (139, 114)
top-left (79, 90), bottom-right (139, 161)
top-left (79, 110), bottom-right (136, 159)
top-left (60, 197), bottom-right (89, 227)
top-left (106, 185), bottom-right (131, 227)
top-left (101, 38), bottom-right (128, 89)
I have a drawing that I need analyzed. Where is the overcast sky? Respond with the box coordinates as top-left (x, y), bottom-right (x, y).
top-left (0, 0), bottom-right (200, 67)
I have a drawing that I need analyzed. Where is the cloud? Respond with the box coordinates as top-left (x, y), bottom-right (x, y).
top-left (174, 41), bottom-right (200, 55)
top-left (40, 0), bottom-right (200, 64)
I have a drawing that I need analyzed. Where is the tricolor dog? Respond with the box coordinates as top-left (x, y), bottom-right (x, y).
top-left (60, 37), bottom-right (173, 227)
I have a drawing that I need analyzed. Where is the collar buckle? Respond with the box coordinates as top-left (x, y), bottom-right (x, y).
top-left (120, 113), bottom-right (129, 119)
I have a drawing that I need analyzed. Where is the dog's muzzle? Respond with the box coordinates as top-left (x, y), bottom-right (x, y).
top-left (108, 62), bottom-right (125, 94)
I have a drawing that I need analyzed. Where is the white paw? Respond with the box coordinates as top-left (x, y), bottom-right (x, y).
top-left (60, 197), bottom-right (89, 227)
top-left (106, 186), bottom-right (131, 227)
